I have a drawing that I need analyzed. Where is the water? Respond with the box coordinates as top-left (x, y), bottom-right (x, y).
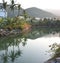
top-left (0, 28), bottom-right (60, 63)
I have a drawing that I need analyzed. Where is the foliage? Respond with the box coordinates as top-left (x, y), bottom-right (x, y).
top-left (23, 10), bottom-right (28, 20)
top-left (49, 43), bottom-right (60, 59)
top-left (0, 17), bottom-right (31, 30)
top-left (31, 18), bottom-right (60, 28)
top-left (0, 33), bottom-right (27, 63)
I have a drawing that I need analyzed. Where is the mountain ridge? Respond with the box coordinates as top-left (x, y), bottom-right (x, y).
top-left (25, 7), bottom-right (56, 18)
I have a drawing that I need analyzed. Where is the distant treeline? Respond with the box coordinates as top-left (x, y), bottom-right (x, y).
top-left (30, 18), bottom-right (60, 28)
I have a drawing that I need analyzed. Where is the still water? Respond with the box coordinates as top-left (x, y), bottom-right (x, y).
top-left (0, 28), bottom-right (60, 63)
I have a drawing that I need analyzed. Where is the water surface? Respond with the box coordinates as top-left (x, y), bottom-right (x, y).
top-left (0, 28), bottom-right (60, 63)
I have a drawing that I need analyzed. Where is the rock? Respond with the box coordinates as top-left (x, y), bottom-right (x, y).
top-left (45, 57), bottom-right (60, 63)
top-left (0, 29), bottom-right (21, 37)
top-left (0, 29), bottom-right (10, 36)
top-left (10, 29), bottom-right (21, 35)
top-left (56, 57), bottom-right (60, 63)
top-left (45, 60), bottom-right (54, 63)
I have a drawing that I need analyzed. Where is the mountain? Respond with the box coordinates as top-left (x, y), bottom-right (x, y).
top-left (0, 3), bottom-right (56, 18)
top-left (45, 9), bottom-right (60, 16)
top-left (25, 7), bottom-right (56, 18)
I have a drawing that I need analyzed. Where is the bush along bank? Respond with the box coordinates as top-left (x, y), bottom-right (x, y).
top-left (0, 17), bottom-right (31, 37)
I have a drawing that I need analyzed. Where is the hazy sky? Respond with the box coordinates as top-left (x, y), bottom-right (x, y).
top-left (0, 0), bottom-right (60, 10)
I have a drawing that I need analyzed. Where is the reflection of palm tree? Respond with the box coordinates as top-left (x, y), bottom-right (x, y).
top-left (9, 39), bottom-right (22, 62)
top-left (9, 40), bottom-right (16, 62)
top-left (1, 44), bottom-right (22, 63)
top-left (22, 41), bottom-right (27, 46)
top-left (0, 34), bottom-right (28, 62)
top-left (9, 45), bottom-right (22, 62)
top-left (2, 53), bottom-right (8, 63)
top-left (9, 50), bottom-right (16, 62)
top-left (1, 42), bottom-right (8, 63)
top-left (24, 37), bottom-right (27, 42)
top-left (15, 45), bottom-right (22, 57)
top-left (22, 37), bottom-right (27, 46)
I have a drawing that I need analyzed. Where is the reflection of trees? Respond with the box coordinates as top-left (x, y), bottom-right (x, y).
top-left (9, 46), bottom-right (21, 62)
top-left (1, 44), bottom-right (22, 63)
top-left (29, 28), bottom-right (60, 39)
top-left (22, 38), bottom-right (27, 46)
top-left (9, 40), bottom-right (21, 62)
top-left (0, 34), bottom-right (27, 63)
top-left (2, 50), bottom-right (8, 63)
top-left (0, 28), bottom-right (60, 63)
top-left (49, 43), bottom-right (60, 59)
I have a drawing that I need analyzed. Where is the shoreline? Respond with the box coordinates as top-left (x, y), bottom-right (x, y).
top-left (0, 28), bottom-right (31, 37)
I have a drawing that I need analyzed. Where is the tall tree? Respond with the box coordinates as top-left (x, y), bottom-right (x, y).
top-left (10, 0), bottom-right (15, 17)
top-left (23, 10), bottom-right (27, 20)
top-left (2, 0), bottom-right (7, 17)
top-left (18, 4), bottom-right (21, 16)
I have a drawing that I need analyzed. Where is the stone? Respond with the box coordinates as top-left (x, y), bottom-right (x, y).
top-left (56, 57), bottom-right (60, 62)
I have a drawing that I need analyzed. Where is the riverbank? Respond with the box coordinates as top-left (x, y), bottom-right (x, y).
top-left (45, 57), bottom-right (60, 63)
top-left (0, 27), bottom-right (31, 37)
top-left (0, 29), bottom-right (21, 36)
top-left (44, 58), bottom-right (54, 63)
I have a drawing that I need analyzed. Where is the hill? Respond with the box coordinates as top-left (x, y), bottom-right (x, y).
top-left (25, 7), bottom-right (56, 18)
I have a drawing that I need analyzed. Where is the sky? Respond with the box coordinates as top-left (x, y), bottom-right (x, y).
top-left (0, 0), bottom-right (60, 10)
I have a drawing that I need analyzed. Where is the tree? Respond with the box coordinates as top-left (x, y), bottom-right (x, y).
top-left (18, 4), bottom-right (21, 16)
top-left (23, 10), bottom-right (28, 20)
top-left (10, 0), bottom-right (21, 17)
top-left (10, 0), bottom-right (15, 17)
top-left (2, 0), bottom-right (7, 17)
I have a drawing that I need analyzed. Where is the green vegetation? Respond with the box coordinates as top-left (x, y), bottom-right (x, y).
top-left (0, 0), bottom-right (60, 37)
top-left (0, 25), bottom-right (60, 62)
top-left (30, 18), bottom-right (60, 28)
top-left (0, 17), bottom-right (31, 30)
top-left (0, 17), bottom-right (60, 37)
top-left (49, 43), bottom-right (60, 60)
top-left (0, 33), bottom-right (27, 63)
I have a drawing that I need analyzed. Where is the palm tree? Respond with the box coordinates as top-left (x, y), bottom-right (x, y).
top-left (18, 4), bottom-right (21, 16)
top-left (23, 10), bottom-right (28, 20)
top-left (10, 0), bottom-right (21, 17)
top-left (2, 0), bottom-right (7, 17)
top-left (10, 0), bottom-right (15, 17)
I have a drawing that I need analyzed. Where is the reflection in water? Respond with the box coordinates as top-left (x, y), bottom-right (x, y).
top-left (0, 28), bottom-right (60, 63)
top-left (0, 34), bottom-right (27, 63)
